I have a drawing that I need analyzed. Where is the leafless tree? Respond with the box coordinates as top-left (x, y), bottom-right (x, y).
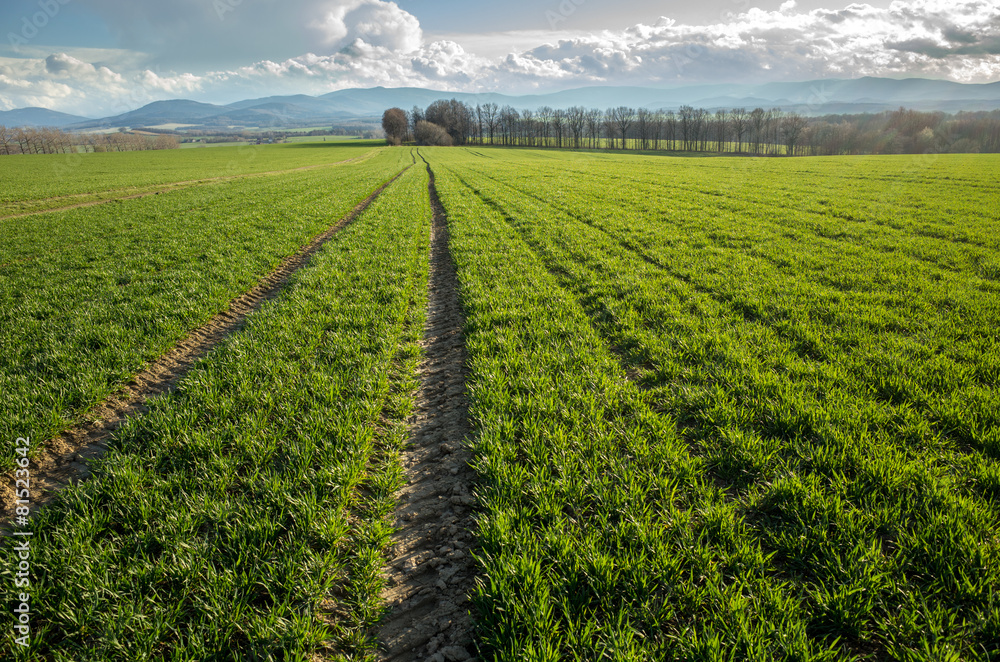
top-left (693, 108), bottom-right (708, 151)
top-left (567, 106), bottom-right (586, 149)
top-left (0, 126), bottom-right (12, 155)
top-left (552, 109), bottom-right (566, 148)
top-left (481, 102), bottom-right (500, 145)
top-left (769, 108), bottom-right (783, 155)
top-left (500, 106), bottom-right (519, 146)
top-left (637, 108), bottom-right (652, 150)
top-left (679, 106), bottom-right (694, 151)
top-left (651, 111), bottom-right (664, 150)
top-left (610, 107), bottom-right (635, 150)
top-left (664, 110), bottom-right (677, 150)
top-left (585, 108), bottom-right (602, 148)
top-left (750, 107), bottom-right (766, 154)
top-left (781, 112), bottom-right (808, 156)
top-left (715, 109), bottom-right (729, 152)
top-left (409, 106), bottom-right (424, 138)
top-left (731, 107), bottom-right (749, 153)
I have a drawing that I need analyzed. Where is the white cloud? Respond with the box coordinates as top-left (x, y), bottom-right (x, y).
top-left (309, 0), bottom-right (422, 52)
top-left (75, 0), bottom-right (424, 68)
top-left (2, 0), bottom-right (1000, 116)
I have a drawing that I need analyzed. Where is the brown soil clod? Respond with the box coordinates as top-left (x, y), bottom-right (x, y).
top-left (378, 156), bottom-right (478, 662)
top-left (0, 167), bottom-right (409, 531)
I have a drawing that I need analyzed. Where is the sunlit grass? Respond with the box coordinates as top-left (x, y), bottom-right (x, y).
top-left (0, 161), bottom-right (432, 660)
top-left (429, 147), bottom-right (1000, 660)
top-left (0, 150), bottom-right (412, 471)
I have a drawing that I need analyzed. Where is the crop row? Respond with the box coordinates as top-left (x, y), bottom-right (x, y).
top-left (430, 147), bottom-right (1000, 660)
top-left (449, 151), bottom-right (1000, 461)
top-left (1, 162), bottom-right (431, 660)
top-left (433, 161), bottom-right (837, 660)
top-left (0, 148), bottom-right (412, 470)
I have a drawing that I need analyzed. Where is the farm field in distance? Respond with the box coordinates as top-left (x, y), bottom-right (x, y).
top-left (0, 140), bottom-right (385, 216)
top-left (1, 141), bottom-right (998, 661)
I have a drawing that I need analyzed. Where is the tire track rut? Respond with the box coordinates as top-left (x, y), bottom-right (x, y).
top-left (378, 154), bottom-right (478, 662)
top-left (0, 167), bottom-right (410, 529)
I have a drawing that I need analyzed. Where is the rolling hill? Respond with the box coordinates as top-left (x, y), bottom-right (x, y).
top-left (0, 107), bottom-right (92, 128)
top-left (26, 77), bottom-right (1000, 131)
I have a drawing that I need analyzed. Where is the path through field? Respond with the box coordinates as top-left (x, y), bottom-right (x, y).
top-left (379, 156), bottom-right (477, 662)
top-left (0, 167), bottom-right (409, 527)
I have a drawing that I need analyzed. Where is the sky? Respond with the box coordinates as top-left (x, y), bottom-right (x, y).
top-left (1, 0), bottom-right (999, 116)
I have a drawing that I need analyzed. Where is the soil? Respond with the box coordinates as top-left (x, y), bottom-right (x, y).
top-left (0, 167), bottom-right (409, 529)
top-left (378, 158), bottom-right (478, 662)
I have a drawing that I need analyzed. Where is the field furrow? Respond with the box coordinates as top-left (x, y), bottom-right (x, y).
top-left (5, 140), bottom-right (998, 662)
top-left (432, 157), bottom-right (852, 661)
top-left (378, 155), bottom-right (478, 661)
top-left (429, 147), bottom-right (1000, 660)
top-left (0, 164), bottom-right (412, 526)
top-left (0, 150), bottom-right (413, 471)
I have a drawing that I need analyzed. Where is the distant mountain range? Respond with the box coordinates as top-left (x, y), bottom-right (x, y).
top-left (0, 107), bottom-right (92, 127)
top-left (4, 77), bottom-right (1000, 131)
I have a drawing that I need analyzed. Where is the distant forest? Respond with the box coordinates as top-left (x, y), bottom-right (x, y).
top-left (384, 101), bottom-right (1000, 156)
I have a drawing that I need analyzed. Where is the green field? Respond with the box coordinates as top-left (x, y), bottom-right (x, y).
top-left (2, 145), bottom-right (998, 660)
top-left (0, 147), bottom-right (411, 471)
top-left (0, 141), bottom-right (382, 216)
top-left (431, 148), bottom-right (1000, 660)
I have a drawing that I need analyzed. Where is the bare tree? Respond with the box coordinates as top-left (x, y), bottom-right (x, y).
top-left (770, 108), bottom-right (783, 155)
top-left (679, 106), bottom-right (694, 151)
top-left (14, 128), bottom-right (31, 154)
top-left (536, 106), bottom-right (553, 147)
top-left (693, 108), bottom-right (708, 151)
top-left (552, 109), bottom-right (566, 148)
top-left (567, 106), bottom-right (586, 149)
top-left (500, 106), bottom-right (519, 146)
top-left (731, 107), bottom-right (749, 153)
top-left (608, 107), bottom-right (634, 150)
top-left (426, 99), bottom-right (474, 145)
top-left (601, 110), bottom-right (615, 149)
top-left (409, 106), bottom-right (424, 138)
top-left (637, 108), bottom-right (652, 150)
top-left (750, 107), bottom-right (766, 154)
top-left (781, 112), bottom-right (808, 156)
top-left (715, 109), bottom-right (728, 152)
top-left (664, 110), bottom-right (677, 150)
top-left (0, 126), bottom-right (11, 155)
top-left (481, 102), bottom-right (500, 145)
top-left (585, 108), bottom-right (602, 148)
top-left (651, 111), bottom-right (664, 151)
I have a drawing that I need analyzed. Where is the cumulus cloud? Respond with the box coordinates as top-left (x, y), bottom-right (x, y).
top-left (476, 0), bottom-right (1000, 86)
top-left (2, 0), bottom-right (1000, 116)
top-left (0, 54), bottom-right (202, 116)
top-left (73, 0), bottom-right (423, 68)
top-left (309, 0), bottom-right (422, 53)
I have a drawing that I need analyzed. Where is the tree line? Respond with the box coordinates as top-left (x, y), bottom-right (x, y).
top-left (384, 102), bottom-right (1000, 156)
top-left (0, 126), bottom-right (180, 155)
